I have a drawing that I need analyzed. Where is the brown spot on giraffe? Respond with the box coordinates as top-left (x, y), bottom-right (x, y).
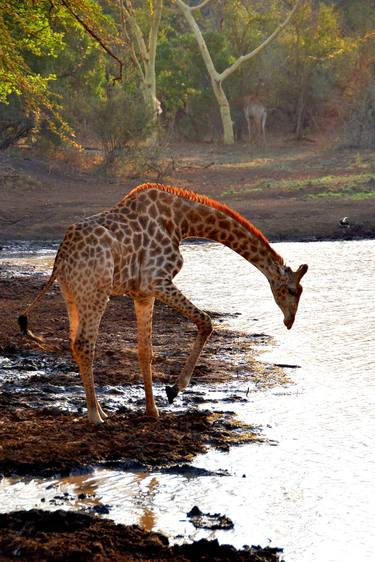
top-left (18, 183), bottom-right (308, 424)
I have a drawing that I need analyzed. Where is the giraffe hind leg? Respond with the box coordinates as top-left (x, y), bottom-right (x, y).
top-left (60, 281), bottom-right (109, 423)
top-left (244, 112), bottom-right (251, 143)
top-left (72, 298), bottom-right (109, 424)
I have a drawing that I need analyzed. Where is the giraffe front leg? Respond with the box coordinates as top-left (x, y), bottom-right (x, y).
top-left (134, 296), bottom-right (159, 418)
top-left (154, 282), bottom-right (213, 403)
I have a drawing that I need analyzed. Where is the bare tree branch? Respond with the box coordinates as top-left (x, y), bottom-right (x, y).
top-left (60, 0), bottom-right (124, 82)
top-left (118, 0), bottom-right (144, 79)
top-left (174, 0), bottom-right (220, 82)
top-left (149, 0), bottom-right (163, 62)
top-left (219, 0), bottom-right (303, 82)
top-left (122, 0), bottom-right (149, 64)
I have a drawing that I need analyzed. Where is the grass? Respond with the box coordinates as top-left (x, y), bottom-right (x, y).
top-left (221, 186), bottom-right (238, 197)
top-left (215, 143), bottom-right (375, 201)
top-left (306, 173), bottom-right (375, 200)
top-left (222, 172), bottom-right (375, 200)
top-left (309, 188), bottom-right (375, 201)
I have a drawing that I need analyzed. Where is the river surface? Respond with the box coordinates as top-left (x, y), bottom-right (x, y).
top-left (1, 240), bottom-right (375, 562)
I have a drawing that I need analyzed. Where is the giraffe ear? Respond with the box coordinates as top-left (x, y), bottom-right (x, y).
top-left (296, 264), bottom-right (308, 281)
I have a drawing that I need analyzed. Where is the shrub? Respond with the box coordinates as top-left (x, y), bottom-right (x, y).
top-left (87, 89), bottom-right (152, 160)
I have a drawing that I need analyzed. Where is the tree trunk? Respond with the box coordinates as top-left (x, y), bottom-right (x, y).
top-left (142, 70), bottom-right (158, 123)
top-left (121, 0), bottom-right (162, 141)
top-left (295, 75), bottom-right (307, 140)
top-left (212, 80), bottom-right (234, 144)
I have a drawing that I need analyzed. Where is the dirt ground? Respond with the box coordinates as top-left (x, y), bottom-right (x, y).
top-left (0, 137), bottom-right (374, 241)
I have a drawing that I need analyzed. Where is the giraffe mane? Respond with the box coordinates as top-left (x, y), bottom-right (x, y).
top-left (125, 183), bottom-right (284, 265)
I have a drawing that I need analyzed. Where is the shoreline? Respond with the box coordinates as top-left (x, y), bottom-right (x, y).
top-left (1, 142), bottom-right (374, 243)
top-left (1, 231), bottom-right (374, 247)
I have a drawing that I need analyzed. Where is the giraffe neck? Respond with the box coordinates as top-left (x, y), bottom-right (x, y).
top-left (121, 185), bottom-right (283, 283)
top-left (177, 202), bottom-right (283, 282)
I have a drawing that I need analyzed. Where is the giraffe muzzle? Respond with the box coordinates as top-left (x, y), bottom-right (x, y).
top-left (284, 316), bottom-right (295, 330)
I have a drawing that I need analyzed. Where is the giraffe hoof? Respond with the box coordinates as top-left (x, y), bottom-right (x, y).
top-left (146, 408), bottom-right (159, 419)
top-left (87, 413), bottom-right (105, 424)
top-left (165, 385), bottom-right (178, 404)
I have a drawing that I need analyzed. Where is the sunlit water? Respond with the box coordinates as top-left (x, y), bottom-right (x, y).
top-left (1, 240), bottom-right (375, 562)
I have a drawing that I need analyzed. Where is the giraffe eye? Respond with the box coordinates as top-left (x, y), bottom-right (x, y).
top-left (288, 288), bottom-right (297, 296)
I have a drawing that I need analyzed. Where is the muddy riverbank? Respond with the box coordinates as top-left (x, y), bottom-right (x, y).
top-left (0, 265), bottom-right (287, 560)
top-left (0, 268), bottom-right (288, 475)
top-left (0, 509), bottom-right (283, 561)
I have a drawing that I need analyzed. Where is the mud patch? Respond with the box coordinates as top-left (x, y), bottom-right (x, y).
top-left (0, 406), bottom-right (261, 477)
top-left (0, 272), bottom-right (290, 391)
top-left (0, 509), bottom-right (283, 561)
top-left (0, 270), bottom-right (290, 477)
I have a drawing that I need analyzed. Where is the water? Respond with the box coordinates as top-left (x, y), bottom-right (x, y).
top-left (1, 240), bottom-right (375, 562)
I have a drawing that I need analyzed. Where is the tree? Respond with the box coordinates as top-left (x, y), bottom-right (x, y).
top-left (174, 0), bottom-right (302, 144)
top-left (118, 0), bottom-right (163, 130)
top-left (279, 1), bottom-right (354, 138)
top-left (0, 0), bottom-right (120, 145)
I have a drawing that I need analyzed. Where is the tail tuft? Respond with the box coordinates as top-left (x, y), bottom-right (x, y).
top-left (165, 385), bottom-right (179, 404)
top-left (18, 314), bottom-right (28, 335)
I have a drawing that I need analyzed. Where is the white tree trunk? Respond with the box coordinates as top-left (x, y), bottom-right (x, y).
top-left (121, 0), bottom-right (162, 137)
top-left (212, 80), bottom-right (234, 144)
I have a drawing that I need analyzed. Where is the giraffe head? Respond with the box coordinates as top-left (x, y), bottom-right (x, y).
top-left (270, 264), bottom-right (308, 330)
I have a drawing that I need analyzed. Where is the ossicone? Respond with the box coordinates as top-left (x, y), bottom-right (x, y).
top-left (296, 264), bottom-right (308, 281)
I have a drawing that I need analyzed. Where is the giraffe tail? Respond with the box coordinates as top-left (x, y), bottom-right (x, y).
top-left (18, 261), bottom-right (60, 350)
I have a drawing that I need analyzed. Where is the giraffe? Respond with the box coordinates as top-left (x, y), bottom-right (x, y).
top-left (235, 80), bottom-right (267, 144)
top-left (18, 183), bottom-right (308, 423)
top-left (242, 95), bottom-right (267, 144)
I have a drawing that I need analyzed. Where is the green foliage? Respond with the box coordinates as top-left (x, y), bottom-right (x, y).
top-left (156, 34), bottom-right (199, 113)
top-left (285, 3), bottom-right (353, 66)
top-left (269, 2), bottom-right (355, 136)
top-left (0, 0), bottom-right (116, 145)
top-left (1, 0), bottom-right (375, 149)
top-left (219, 0), bottom-right (281, 56)
top-left (0, 0), bottom-right (63, 104)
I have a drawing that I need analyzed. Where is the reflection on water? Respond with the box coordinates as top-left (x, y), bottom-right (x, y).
top-left (1, 240), bottom-right (375, 562)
